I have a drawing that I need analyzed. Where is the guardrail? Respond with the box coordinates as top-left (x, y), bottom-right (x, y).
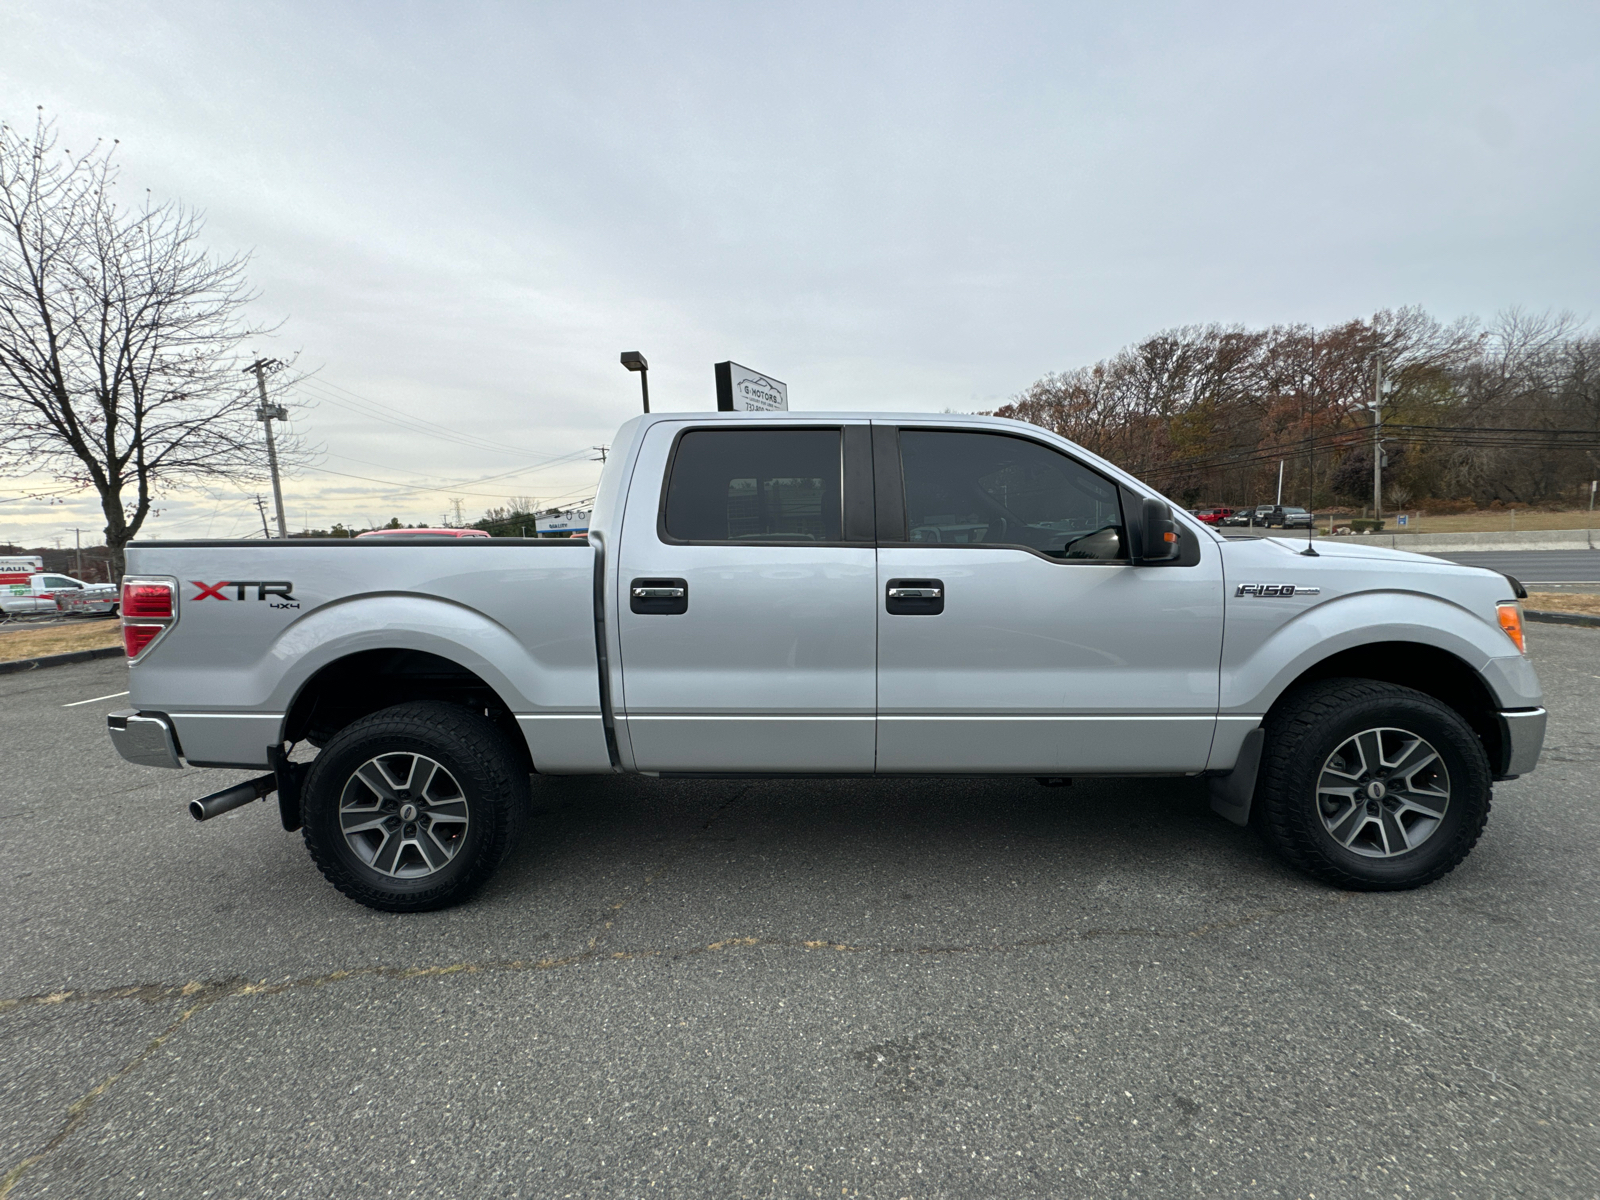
top-left (1345, 528), bottom-right (1598, 553)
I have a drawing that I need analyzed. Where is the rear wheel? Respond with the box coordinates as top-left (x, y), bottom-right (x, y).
top-left (301, 701), bottom-right (528, 911)
top-left (1254, 678), bottom-right (1491, 890)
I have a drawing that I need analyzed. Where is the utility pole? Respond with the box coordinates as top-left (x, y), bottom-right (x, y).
top-left (72, 528), bottom-right (83, 577)
top-left (246, 359), bottom-right (289, 537)
top-left (1276, 460), bottom-right (1284, 506)
top-left (1372, 357), bottom-right (1383, 522)
top-left (254, 494), bottom-right (272, 539)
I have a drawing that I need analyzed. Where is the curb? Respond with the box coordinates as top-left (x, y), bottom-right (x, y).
top-left (0, 645), bottom-right (125, 675)
top-left (1525, 609), bottom-right (1600, 629)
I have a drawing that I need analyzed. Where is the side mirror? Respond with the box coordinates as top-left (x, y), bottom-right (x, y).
top-left (1140, 497), bottom-right (1180, 563)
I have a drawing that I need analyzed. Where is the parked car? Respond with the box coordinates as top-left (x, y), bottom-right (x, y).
top-left (354, 528), bottom-right (491, 540)
top-left (1268, 506), bottom-right (1314, 529)
top-left (1226, 504), bottom-right (1301, 528)
top-left (1192, 507), bottom-right (1233, 525)
top-left (107, 410), bottom-right (1543, 910)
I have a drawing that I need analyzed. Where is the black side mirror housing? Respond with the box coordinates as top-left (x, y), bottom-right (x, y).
top-left (1140, 497), bottom-right (1180, 563)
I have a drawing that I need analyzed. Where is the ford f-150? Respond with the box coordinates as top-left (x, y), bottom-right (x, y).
top-left (105, 411), bottom-right (1545, 911)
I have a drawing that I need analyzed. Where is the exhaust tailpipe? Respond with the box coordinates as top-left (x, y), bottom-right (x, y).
top-left (189, 774), bottom-right (278, 821)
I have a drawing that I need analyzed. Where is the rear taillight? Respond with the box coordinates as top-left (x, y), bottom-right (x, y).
top-left (123, 624), bottom-right (163, 657)
top-left (122, 582), bottom-right (174, 619)
top-left (121, 578), bottom-right (176, 660)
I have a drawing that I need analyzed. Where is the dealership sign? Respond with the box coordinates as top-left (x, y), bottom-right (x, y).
top-left (535, 509), bottom-right (590, 534)
top-left (714, 361), bottom-right (788, 412)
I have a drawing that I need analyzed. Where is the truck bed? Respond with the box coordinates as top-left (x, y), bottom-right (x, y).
top-left (123, 538), bottom-right (608, 771)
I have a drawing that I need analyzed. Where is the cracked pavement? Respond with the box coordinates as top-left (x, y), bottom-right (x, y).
top-left (2, 630), bottom-right (1598, 1198)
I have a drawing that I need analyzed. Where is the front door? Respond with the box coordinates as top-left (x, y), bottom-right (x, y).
top-left (615, 421), bottom-right (878, 773)
top-left (874, 425), bottom-right (1224, 774)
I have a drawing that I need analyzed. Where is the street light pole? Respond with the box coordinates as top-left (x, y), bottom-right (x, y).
top-left (620, 351), bottom-right (649, 413)
top-left (246, 358), bottom-right (289, 537)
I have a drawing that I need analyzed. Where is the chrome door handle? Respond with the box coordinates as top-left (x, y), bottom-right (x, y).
top-left (630, 577), bottom-right (689, 614)
top-left (885, 578), bottom-right (945, 615)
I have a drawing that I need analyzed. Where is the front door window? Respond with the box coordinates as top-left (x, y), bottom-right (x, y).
top-left (898, 430), bottom-right (1125, 560)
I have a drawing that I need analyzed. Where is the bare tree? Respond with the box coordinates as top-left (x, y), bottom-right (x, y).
top-left (0, 111), bottom-right (300, 577)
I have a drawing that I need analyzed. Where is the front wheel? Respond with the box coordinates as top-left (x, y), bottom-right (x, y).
top-left (301, 701), bottom-right (529, 911)
top-left (1254, 678), bottom-right (1491, 890)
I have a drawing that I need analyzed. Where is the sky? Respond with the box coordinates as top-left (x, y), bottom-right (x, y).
top-left (3, 0), bottom-right (1597, 548)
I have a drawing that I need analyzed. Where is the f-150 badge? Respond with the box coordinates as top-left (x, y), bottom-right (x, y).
top-left (1235, 583), bottom-right (1320, 597)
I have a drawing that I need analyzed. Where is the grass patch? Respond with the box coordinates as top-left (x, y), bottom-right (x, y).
top-left (0, 620), bottom-right (123, 662)
top-left (1526, 592), bottom-right (1600, 617)
top-left (1377, 511), bottom-right (1600, 535)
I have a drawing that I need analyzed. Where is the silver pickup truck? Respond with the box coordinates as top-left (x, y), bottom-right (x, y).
top-left (106, 411), bottom-right (1545, 911)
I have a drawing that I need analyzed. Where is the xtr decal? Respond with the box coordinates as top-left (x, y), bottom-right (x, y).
top-left (191, 580), bottom-right (297, 603)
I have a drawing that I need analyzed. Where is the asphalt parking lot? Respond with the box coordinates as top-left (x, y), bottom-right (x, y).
top-left (2, 631), bottom-right (1598, 1200)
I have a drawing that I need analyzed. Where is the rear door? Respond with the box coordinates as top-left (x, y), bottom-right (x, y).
top-left (614, 420), bottom-right (878, 772)
top-left (873, 425), bottom-right (1224, 774)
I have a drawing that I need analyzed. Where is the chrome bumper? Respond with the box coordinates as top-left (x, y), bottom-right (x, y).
top-left (1498, 708), bottom-right (1547, 779)
top-left (107, 709), bottom-right (183, 769)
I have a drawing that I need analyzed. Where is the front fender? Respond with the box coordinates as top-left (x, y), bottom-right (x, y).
top-left (1222, 590), bottom-right (1524, 715)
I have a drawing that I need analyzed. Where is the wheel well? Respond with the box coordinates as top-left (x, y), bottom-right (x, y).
top-left (283, 649), bottom-right (529, 767)
top-left (1271, 641), bottom-right (1504, 772)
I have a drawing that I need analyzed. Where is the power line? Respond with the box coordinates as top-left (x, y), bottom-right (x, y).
top-left (296, 449), bottom-right (598, 500)
top-left (293, 377), bottom-right (566, 462)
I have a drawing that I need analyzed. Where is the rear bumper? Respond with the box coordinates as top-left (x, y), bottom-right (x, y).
top-left (1497, 708), bottom-right (1547, 779)
top-left (107, 709), bottom-right (183, 769)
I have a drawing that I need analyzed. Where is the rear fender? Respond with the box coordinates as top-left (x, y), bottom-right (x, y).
top-left (262, 594), bottom-right (556, 714)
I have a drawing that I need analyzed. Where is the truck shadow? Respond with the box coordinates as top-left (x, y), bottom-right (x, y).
top-left (491, 772), bottom-right (1296, 922)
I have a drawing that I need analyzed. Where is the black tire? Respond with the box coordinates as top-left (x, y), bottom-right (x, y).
top-left (301, 700), bottom-right (529, 912)
top-left (1254, 678), bottom-right (1491, 891)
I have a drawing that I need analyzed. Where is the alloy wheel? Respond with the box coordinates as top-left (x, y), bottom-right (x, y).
top-left (338, 752), bottom-right (470, 878)
top-left (1317, 727), bottom-right (1451, 858)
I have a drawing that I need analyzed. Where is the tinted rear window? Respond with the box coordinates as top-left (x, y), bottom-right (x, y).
top-left (664, 429), bottom-right (842, 542)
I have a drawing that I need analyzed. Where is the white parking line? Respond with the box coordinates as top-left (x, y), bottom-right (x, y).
top-left (62, 690), bottom-right (130, 708)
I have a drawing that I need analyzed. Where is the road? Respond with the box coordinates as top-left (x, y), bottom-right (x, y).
top-left (1228, 536), bottom-right (1600, 584)
top-left (2, 637), bottom-right (1598, 1199)
top-left (1428, 549), bottom-right (1600, 584)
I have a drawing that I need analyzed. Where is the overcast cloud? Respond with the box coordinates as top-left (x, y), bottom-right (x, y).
top-left (3, 0), bottom-right (1596, 545)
